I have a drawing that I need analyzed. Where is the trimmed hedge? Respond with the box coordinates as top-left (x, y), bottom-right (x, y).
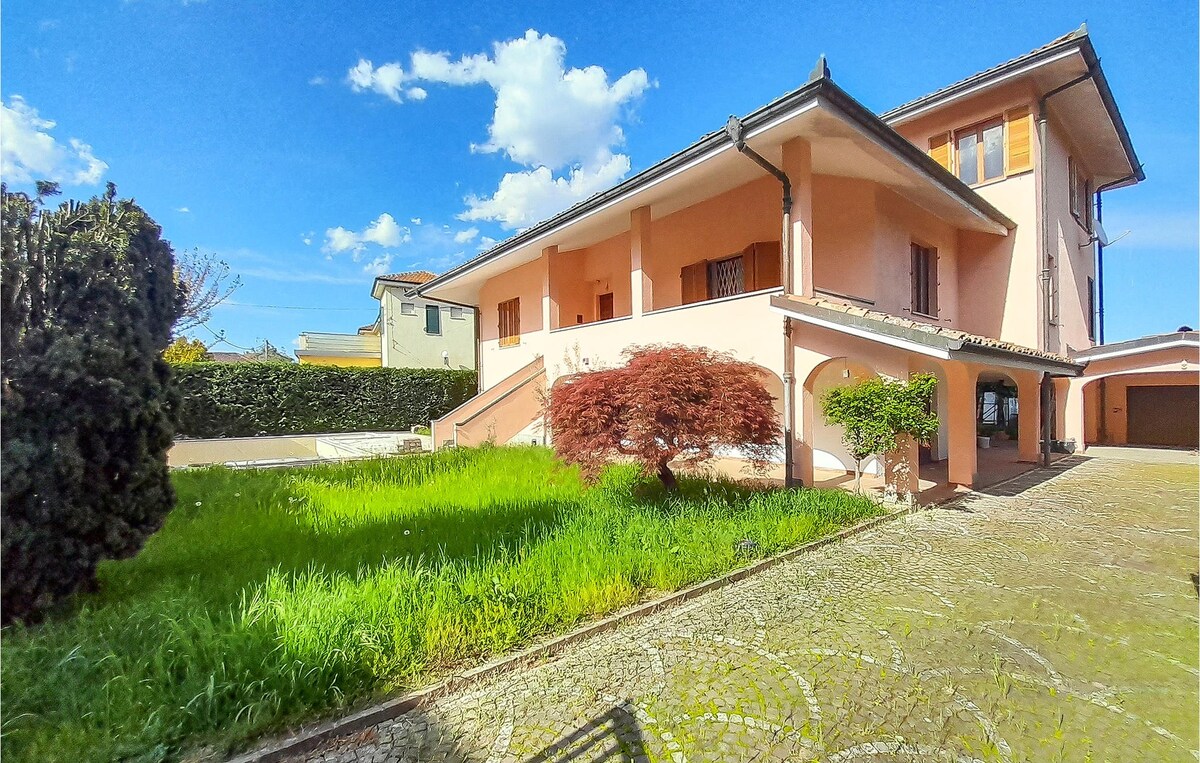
top-left (172, 363), bottom-right (477, 438)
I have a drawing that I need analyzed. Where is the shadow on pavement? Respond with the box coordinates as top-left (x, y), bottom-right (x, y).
top-left (524, 702), bottom-right (649, 763)
top-left (973, 455), bottom-right (1091, 497)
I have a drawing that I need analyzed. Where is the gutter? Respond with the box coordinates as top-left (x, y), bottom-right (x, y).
top-left (415, 77), bottom-right (1015, 300)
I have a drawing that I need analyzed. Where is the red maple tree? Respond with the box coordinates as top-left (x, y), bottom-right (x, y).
top-left (548, 345), bottom-right (782, 490)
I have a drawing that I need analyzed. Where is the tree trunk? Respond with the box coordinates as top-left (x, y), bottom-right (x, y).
top-left (657, 461), bottom-right (678, 492)
top-left (853, 461), bottom-right (862, 494)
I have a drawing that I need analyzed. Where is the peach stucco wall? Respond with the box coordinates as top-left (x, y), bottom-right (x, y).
top-left (1064, 344), bottom-right (1200, 447)
top-left (811, 175), bottom-right (876, 302)
top-left (893, 81), bottom-right (1097, 355)
top-left (553, 232), bottom-right (632, 328)
top-left (645, 176), bottom-right (781, 310)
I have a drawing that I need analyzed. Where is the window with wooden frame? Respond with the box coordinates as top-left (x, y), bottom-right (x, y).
top-left (597, 292), bottom-right (614, 321)
top-left (497, 298), bottom-right (520, 347)
top-left (928, 107), bottom-right (1032, 180)
top-left (910, 243), bottom-right (938, 317)
top-left (679, 241), bottom-right (781, 305)
top-left (954, 118), bottom-right (1005, 186)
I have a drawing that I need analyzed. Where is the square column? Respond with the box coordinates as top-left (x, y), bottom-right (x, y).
top-left (944, 360), bottom-right (978, 487)
top-left (541, 245), bottom-right (559, 331)
top-left (781, 138), bottom-right (814, 298)
top-left (630, 206), bottom-right (653, 316)
top-left (1015, 372), bottom-right (1042, 463)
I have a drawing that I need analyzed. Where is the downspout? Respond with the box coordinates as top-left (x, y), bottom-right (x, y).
top-left (1036, 66), bottom-right (1097, 353)
top-left (725, 115), bottom-right (796, 487)
top-left (1035, 66), bottom-right (1096, 467)
top-left (1094, 173), bottom-right (1138, 345)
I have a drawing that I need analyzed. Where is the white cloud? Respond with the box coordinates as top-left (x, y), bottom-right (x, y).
top-left (460, 153), bottom-right (629, 230)
top-left (176, 206), bottom-right (190, 213)
top-left (453, 227), bottom-right (480, 243)
top-left (301, 231), bottom-right (314, 246)
top-left (345, 30), bottom-right (651, 229)
top-left (308, 75), bottom-right (327, 86)
top-left (322, 212), bottom-right (410, 258)
top-left (1, 95), bottom-right (107, 185)
top-left (477, 236), bottom-right (498, 251)
top-left (410, 217), bottom-right (422, 225)
top-left (346, 59), bottom-right (429, 103)
top-left (362, 254), bottom-right (394, 276)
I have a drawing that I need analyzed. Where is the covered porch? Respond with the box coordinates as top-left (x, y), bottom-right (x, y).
top-left (774, 294), bottom-right (1084, 501)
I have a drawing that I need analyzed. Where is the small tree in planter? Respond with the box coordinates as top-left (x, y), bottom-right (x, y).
top-left (548, 345), bottom-right (781, 491)
top-left (821, 373), bottom-right (939, 494)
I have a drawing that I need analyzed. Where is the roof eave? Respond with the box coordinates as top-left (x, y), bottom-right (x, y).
top-left (418, 78), bottom-right (1014, 300)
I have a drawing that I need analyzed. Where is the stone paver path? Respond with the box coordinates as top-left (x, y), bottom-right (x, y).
top-left (297, 456), bottom-right (1199, 763)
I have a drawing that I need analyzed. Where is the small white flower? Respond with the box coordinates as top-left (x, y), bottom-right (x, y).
top-left (194, 501), bottom-right (202, 507)
top-left (404, 530), bottom-right (411, 535)
top-left (234, 493), bottom-right (241, 498)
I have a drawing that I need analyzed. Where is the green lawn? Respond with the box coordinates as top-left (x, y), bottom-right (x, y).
top-left (1, 446), bottom-right (880, 762)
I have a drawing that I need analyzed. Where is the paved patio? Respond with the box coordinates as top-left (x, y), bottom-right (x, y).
top-left (294, 454), bottom-right (1199, 763)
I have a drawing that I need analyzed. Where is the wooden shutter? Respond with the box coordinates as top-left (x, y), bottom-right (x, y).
top-left (498, 298), bottom-right (520, 347)
top-left (928, 249), bottom-right (939, 317)
top-left (680, 260), bottom-right (709, 304)
top-left (744, 241), bottom-right (782, 291)
top-left (929, 132), bottom-right (952, 172)
top-left (1005, 107), bottom-right (1032, 174)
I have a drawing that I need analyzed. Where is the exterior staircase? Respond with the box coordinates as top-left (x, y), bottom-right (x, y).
top-left (431, 356), bottom-right (546, 449)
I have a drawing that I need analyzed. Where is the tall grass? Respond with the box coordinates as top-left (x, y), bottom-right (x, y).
top-left (1, 446), bottom-right (879, 762)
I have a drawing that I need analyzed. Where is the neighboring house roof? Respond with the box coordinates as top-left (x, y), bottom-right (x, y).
top-left (207, 351), bottom-right (252, 363)
top-left (770, 294), bottom-right (1084, 375)
top-left (881, 24), bottom-right (1142, 188)
top-left (377, 270), bottom-right (437, 285)
top-left (357, 318), bottom-right (381, 335)
top-left (417, 69), bottom-right (1017, 302)
top-left (1073, 331), bottom-right (1200, 362)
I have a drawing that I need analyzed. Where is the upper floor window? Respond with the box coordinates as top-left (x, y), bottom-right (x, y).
top-left (400, 302), bottom-right (416, 316)
top-left (425, 304), bottom-right (441, 335)
top-left (955, 119), bottom-right (1005, 185)
top-left (929, 108), bottom-right (1032, 185)
top-left (910, 243), bottom-right (938, 317)
top-left (449, 306), bottom-right (465, 320)
top-left (498, 297), bottom-right (520, 347)
top-left (1069, 156), bottom-right (1093, 232)
top-left (680, 241), bottom-right (781, 305)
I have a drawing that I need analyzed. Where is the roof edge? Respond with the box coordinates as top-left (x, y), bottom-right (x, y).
top-left (418, 77), bottom-right (1015, 299)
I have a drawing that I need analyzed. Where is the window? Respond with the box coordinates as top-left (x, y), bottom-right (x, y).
top-left (597, 292), bottom-right (614, 321)
top-left (449, 306), bottom-right (464, 320)
top-left (910, 244), bottom-right (938, 317)
top-left (955, 119), bottom-right (1005, 185)
top-left (425, 304), bottom-right (441, 334)
top-left (1069, 156), bottom-right (1093, 232)
top-left (707, 255), bottom-right (745, 299)
top-left (400, 302), bottom-right (416, 316)
top-left (498, 298), bottom-right (520, 347)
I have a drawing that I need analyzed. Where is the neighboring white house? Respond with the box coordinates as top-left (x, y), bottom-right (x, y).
top-left (296, 270), bottom-right (476, 370)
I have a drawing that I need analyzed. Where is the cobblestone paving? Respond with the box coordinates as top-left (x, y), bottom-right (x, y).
top-left (297, 456), bottom-right (1199, 763)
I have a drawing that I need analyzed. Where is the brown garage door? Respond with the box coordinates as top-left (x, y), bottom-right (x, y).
top-left (1127, 385), bottom-right (1199, 447)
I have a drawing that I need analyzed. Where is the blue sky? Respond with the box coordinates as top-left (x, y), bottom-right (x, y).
top-left (3, 0), bottom-right (1196, 354)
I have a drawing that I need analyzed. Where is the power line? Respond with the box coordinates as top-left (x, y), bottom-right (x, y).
top-left (224, 301), bottom-right (363, 311)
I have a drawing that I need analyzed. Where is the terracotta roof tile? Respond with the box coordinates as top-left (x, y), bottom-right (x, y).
top-left (777, 294), bottom-right (1079, 367)
top-left (377, 270), bottom-right (437, 284)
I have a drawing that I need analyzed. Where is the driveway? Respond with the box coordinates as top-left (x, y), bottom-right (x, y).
top-left (296, 454), bottom-right (1199, 763)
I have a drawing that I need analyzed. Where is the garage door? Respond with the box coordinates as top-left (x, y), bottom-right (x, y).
top-left (1127, 385), bottom-right (1199, 447)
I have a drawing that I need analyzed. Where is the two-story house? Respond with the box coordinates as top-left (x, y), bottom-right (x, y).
top-left (297, 271), bottom-right (477, 371)
top-left (417, 27), bottom-right (1191, 495)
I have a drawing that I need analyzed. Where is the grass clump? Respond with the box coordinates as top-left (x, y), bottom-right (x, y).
top-left (1, 446), bottom-right (879, 762)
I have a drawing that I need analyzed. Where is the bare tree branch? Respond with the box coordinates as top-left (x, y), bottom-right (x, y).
top-left (174, 249), bottom-right (241, 334)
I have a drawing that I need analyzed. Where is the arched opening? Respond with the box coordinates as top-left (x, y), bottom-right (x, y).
top-left (1082, 370), bottom-right (1199, 448)
top-left (804, 358), bottom-right (881, 487)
